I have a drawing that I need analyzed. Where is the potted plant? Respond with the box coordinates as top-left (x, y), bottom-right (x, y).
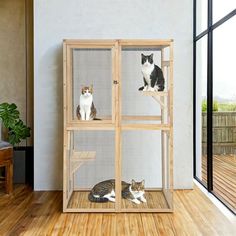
top-left (0, 103), bottom-right (30, 145)
top-left (0, 103), bottom-right (31, 184)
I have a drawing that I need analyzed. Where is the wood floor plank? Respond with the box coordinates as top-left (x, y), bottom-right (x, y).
top-left (141, 213), bottom-right (159, 236)
top-left (0, 185), bottom-right (235, 236)
top-left (101, 214), bottom-right (116, 236)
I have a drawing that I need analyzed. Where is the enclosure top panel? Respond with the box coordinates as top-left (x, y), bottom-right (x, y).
top-left (63, 39), bottom-right (116, 46)
top-left (63, 39), bottom-right (173, 48)
top-left (119, 39), bottom-right (173, 48)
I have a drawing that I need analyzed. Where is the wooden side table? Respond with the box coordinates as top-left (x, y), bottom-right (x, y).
top-left (0, 142), bottom-right (13, 194)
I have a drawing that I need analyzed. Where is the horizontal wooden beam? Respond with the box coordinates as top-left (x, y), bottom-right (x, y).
top-left (63, 39), bottom-right (116, 46)
top-left (120, 208), bottom-right (173, 213)
top-left (119, 39), bottom-right (173, 47)
top-left (69, 118), bottom-right (112, 124)
top-left (64, 208), bottom-right (116, 213)
top-left (121, 124), bottom-right (170, 131)
top-left (66, 124), bottom-right (115, 131)
top-left (64, 208), bottom-right (173, 213)
top-left (122, 115), bottom-right (162, 121)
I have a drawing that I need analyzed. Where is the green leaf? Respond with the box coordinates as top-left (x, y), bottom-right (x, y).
top-left (0, 102), bottom-right (31, 145)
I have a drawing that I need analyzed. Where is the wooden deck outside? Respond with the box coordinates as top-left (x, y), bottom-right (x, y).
top-left (202, 155), bottom-right (236, 213)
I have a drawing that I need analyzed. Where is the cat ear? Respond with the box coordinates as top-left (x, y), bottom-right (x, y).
top-left (141, 180), bottom-right (145, 186)
top-left (131, 179), bottom-right (135, 185)
top-left (141, 53), bottom-right (144, 57)
top-left (90, 84), bottom-right (93, 93)
top-left (150, 53), bottom-right (154, 59)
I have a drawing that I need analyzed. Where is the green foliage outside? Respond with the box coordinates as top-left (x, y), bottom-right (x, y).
top-left (0, 103), bottom-right (31, 145)
top-left (202, 99), bottom-right (236, 112)
top-left (218, 103), bottom-right (236, 111)
top-left (202, 99), bottom-right (219, 112)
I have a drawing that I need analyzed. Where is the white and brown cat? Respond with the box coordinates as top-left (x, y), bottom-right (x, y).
top-left (88, 179), bottom-right (146, 204)
top-left (76, 85), bottom-right (100, 121)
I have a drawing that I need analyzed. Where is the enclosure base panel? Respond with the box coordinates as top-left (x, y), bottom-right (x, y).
top-left (66, 190), bottom-right (172, 213)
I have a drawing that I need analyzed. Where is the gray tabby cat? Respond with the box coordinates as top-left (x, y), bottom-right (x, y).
top-left (88, 179), bottom-right (146, 204)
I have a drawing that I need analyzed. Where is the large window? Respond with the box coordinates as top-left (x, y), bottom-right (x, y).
top-left (194, 0), bottom-right (236, 214)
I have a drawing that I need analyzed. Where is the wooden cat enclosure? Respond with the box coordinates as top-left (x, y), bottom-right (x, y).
top-left (63, 39), bottom-right (173, 213)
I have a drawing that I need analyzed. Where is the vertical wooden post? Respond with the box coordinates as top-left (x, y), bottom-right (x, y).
top-left (67, 46), bottom-right (73, 123)
top-left (63, 41), bottom-right (68, 211)
top-left (115, 41), bottom-right (121, 212)
top-left (112, 46), bottom-right (116, 124)
top-left (161, 48), bottom-right (166, 192)
top-left (169, 41), bottom-right (174, 209)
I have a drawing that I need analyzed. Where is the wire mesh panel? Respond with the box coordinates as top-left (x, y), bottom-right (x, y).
top-left (121, 47), bottom-right (170, 125)
top-left (70, 48), bottom-right (114, 122)
top-left (122, 49), bottom-right (161, 117)
top-left (121, 130), bottom-right (170, 211)
top-left (66, 130), bottom-right (115, 211)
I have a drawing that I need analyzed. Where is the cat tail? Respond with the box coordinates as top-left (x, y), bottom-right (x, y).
top-left (93, 118), bottom-right (102, 120)
top-left (88, 192), bottom-right (108, 203)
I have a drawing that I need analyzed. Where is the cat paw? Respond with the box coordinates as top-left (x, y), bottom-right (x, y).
top-left (143, 86), bottom-right (148, 91)
top-left (148, 87), bottom-right (155, 92)
top-left (141, 198), bottom-right (147, 203)
top-left (108, 198), bottom-right (115, 202)
top-left (132, 199), bottom-right (141, 204)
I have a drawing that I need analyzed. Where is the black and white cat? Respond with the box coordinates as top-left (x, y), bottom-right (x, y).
top-left (139, 53), bottom-right (165, 92)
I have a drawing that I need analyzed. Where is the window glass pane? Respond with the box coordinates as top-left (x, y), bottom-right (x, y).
top-left (196, 0), bottom-right (208, 35)
top-left (195, 35), bottom-right (208, 186)
top-left (213, 16), bottom-right (236, 213)
top-left (213, 0), bottom-right (236, 23)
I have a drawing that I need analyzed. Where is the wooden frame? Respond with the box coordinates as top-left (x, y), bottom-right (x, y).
top-left (63, 39), bottom-right (174, 213)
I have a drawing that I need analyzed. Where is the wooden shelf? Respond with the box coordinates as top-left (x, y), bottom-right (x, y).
top-left (71, 151), bottom-right (96, 174)
top-left (140, 91), bottom-right (168, 108)
top-left (67, 124), bottom-right (115, 131)
top-left (140, 91), bottom-right (168, 96)
top-left (67, 123), bottom-right (171, 131)
top-left (122, 115), bottom-right (162, 121)
top-left (122, 124), bottom-right (170, 131)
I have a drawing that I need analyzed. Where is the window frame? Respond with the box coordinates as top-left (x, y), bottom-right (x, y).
top-left (193, 0), bottom-right (236, 214)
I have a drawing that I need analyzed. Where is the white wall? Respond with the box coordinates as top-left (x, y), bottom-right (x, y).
top-left (34, 0), bottom-right (193, 190)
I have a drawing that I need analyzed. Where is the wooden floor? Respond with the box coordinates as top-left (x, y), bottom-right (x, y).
top-left (0, 185), bottom-right (235, 235)
top-left (68, 191), bottom-right (168, 210)
top-left (202, 155), bottom-right (236, 213)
